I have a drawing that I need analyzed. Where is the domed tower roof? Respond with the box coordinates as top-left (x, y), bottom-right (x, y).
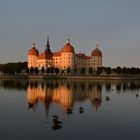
top-left (91, 43), bottom-right (102, 57)
top-left (28, 43), bottom-right (39, 56)
top-left (61, 39), bottom-right (75, 53)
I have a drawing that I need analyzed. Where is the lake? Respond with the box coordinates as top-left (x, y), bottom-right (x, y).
top-left (0, 79), bottom-right (140, 140)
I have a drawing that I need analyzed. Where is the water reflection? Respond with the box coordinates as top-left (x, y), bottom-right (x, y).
top-left (27, 80), bottom-right (102, 112)
top-left (0, 79), bottom-right (140, 139)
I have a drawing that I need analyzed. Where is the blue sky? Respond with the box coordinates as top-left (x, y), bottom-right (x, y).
top-left (0, 0), bottom-right (140, 67)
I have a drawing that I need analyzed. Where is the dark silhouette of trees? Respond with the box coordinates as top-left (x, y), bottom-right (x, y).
top-left (41, 67), bottom-right (45, 74)
top-left (50, 67), bottom-right (54, 74)
top-left (88, 67), bottom-right (92, 74)
top-left (74, 68), bottom-right (77, 75)
top-left (34, 67), bottom-right (39, 74)
top-left (0, 61), bottom-right (27, 75)
top-left (67, 67), bottom-right (70, 74)
top-left (104, 67), bottom-right (112, 75)
top-left (81, 67), bottom-right (85, 74)
top-left (97, 67), bottom-right (102, 75)
top-left (26, 67), bottom-right (29, 74)
top-left (115, 66), bottom-right (122, 74)
top-left (30, 67), bottom-right (34, 74)
top-left (46, 67), bottom-right (50, 74)
top-left (55, 68), bottom-right (59, 75)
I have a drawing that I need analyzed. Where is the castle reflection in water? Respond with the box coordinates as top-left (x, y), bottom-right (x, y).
top-left (27, 80), bottom-right (102, 112)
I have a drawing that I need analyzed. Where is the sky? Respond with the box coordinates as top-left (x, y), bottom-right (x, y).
top-left (0, 0), bottom-right (140, 67)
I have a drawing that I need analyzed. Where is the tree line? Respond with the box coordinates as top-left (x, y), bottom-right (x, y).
top-left (0, 62), bottom-right (140, 76)
top-left (0, 62), bottom-right (27, 75)
top-left (97, 66), bottom-right (140, 75)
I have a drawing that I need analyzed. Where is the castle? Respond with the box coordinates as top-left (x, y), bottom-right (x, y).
top-left (27, 36), bottom-right (102, 73)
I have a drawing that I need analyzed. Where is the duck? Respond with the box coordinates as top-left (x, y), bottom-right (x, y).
top-left (106, 96), bottom-right (110, 101)
top-left (53, 115), bottom-right (63, 124)
top-left (67, 108), bottom-right (73, 114)
top-left (79, 107), bottom-right (84, 113)
top-left (52, 123), bottom-right (62, 131)
top-left (136, 94), bottom-right (139, 98)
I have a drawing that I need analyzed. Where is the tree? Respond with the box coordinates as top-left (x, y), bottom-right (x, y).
top-left (41, 67), bottom-right (44, 74)
top-left (88, 67), bottom-right (92, 74)
top-left (81, 67), bottom-right (85, 74)
top-left (30, 67), bottom-right (34, 74)
top-left (104, 67), bottom-right (112, 75)
top-left (26, 67), bottom-right (29, 74)
top-left (50, 67), bottom-right (54, 74)
top-left (34, 67), bottom-right (39, 74)
top-left (115, 66), bottom-right (122, 74)
top-left (74, 68), bottom-right (77, 75)
top-left (46, 67), bottom-right (50, 74)
top-left (55, 68), bottom-right (59, 75)
top-left (96, 67), bottom-right (102, 75)
top-left (67, 67), bottom-right (70, 74)
top-left (122, 67), bottom-right (128, 74)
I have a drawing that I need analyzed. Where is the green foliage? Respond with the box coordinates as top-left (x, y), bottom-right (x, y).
top-left (34, 67), bottom-right (39, 74)
top-left (55, 68), bottom-right (59, 75)
top-left (26, 67), bottom-right (29, 74)
top-left (30, 67), bottom-right (34, 74)
top-left (81, 67), bottom-right (85, 74)
top-left (104, 67), bottom-right (112, 75)
top-left (0, 61), bottom-right (27, 75)
top-left (50, 67), bottom-right (54, 74)
top-left (74, 68), bottom-right (77, 74)
top-left (115, 66), bottom-right (122, 74)
top-left (97, 67), bottom-right (102, 75)
top-left (46, 67), bottom-right (50, 74)
top-left (67, 67), bottom-right (70, 74)
top-left (88, 67), bottom-right (92, 74)
top-left (41, 67), bottom-right (45, 74)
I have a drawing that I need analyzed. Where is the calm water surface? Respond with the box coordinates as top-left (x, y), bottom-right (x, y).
top-left (0, 79), bottom-right (140, 140)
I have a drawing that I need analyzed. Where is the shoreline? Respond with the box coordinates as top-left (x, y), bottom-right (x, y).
top-left (0, 75), bottom-right (140, 80)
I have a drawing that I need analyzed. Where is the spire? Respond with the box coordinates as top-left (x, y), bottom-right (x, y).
top-left (45, 34), bottom-right (51, 54)
top-left (46, 35), bottom-right (50, 49)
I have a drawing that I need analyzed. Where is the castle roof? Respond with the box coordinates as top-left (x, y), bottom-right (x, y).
top-left (28, 43), bottom-right (39, 56)
top-left (61, 40), bottom-right (75, 53)
top-left (91, 44), bottom-right (102, 57)
top-left (38, 51), bottom-right (52, 60)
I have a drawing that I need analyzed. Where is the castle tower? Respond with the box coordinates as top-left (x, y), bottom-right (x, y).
top-left (91, 43), bottom-right (102, 69)
top-left (28, 42), bottom-right (39, 68)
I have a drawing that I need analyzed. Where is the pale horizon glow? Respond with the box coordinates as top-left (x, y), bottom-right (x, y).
top-left (0, 0), bottom-right (140, 67)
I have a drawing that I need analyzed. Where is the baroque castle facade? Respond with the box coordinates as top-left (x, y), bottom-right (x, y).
top-left (27, 36), bottom-right (102, 72)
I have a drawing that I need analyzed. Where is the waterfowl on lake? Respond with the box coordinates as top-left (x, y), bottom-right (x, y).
top-left (52, 123), bottom-right (63, 131)
top-left (67, 108), bottom-right (73, 114)
top-left (106, 96), bottom-right (110, 101)
top-left (79, 107), bottom-right (84, 113)
top-left (53, 115), bottom-right (58, 119)
top-left (53, 115), bottom-right (63, 124)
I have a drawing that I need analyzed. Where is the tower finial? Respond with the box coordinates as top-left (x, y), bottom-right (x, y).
top-left (32, 41), bottom-right (35, 47)
top-left (96, 43), bottom-right (99, 48)
top-left (67, 38), bottom-right (70, 43)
